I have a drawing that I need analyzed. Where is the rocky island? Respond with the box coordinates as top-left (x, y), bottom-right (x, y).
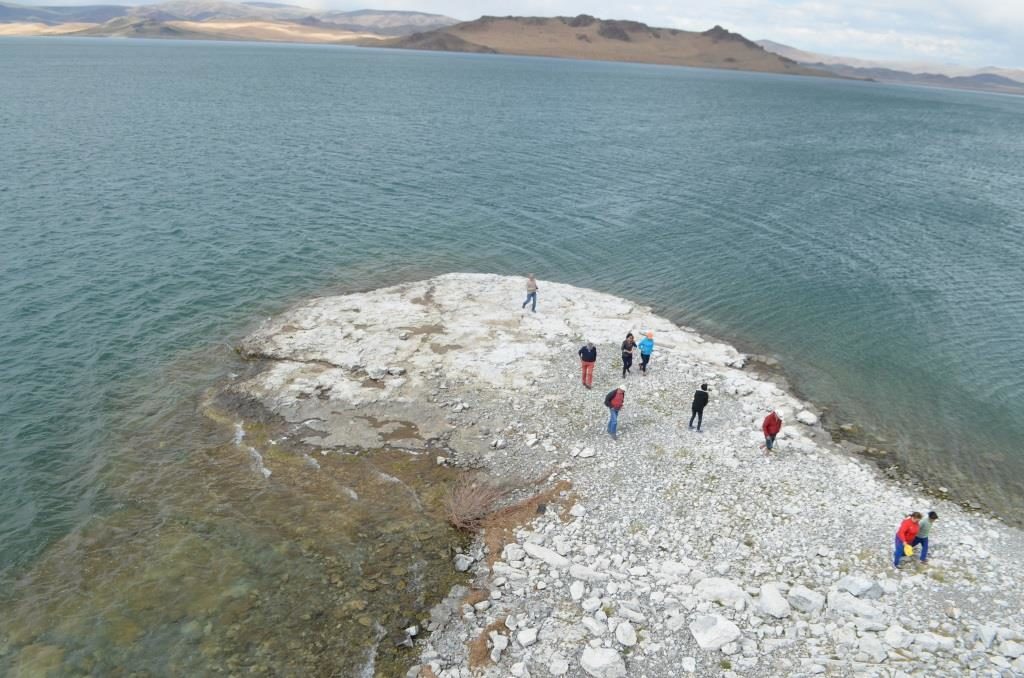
top-left (379, 17), bottom-right (829, 76)
top-left (224, 273), bottom-right (1024, 677)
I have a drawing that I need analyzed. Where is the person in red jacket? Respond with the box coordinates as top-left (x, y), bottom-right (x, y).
top-left (760, 409), bottom-right (783, 456)
top-left (604, 385), bottom-right (626, 440)
top-left (894, 512), bottom-right (922, 568)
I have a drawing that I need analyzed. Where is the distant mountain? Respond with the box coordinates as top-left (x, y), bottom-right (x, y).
top-left (0, 1), bottom-right (458, 35)
top-left (378, 16), bottom-right (832, 77)
top-left (757, 39), bottom-right (1024, 96)
top-left (0, 1), bottom-right (129, 24)
top-left (316, 9), bottom-right (459, 36)
top-left (68, 15), bottom-right (385, 42)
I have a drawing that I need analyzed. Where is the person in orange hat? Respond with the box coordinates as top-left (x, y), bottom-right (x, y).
top-left (638, 332), bottom-right (655, 375)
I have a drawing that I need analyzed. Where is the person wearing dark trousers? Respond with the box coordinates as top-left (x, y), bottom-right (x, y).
top-left (894, 512), bottom-right (922, 568)
top-left (689, 383), bottom-right (710, 431)
top-left (638, 332), bottom-right (654, 375)
top-left (522, 274), bottom-right (538, 312)
top-left (912, 511), bottom-right (938, 562)
top-left (604, 385), bottom-right (625, 440)
top-left (578, 341), bottom-right (597, 389)
top-left (621, 333), bottom-right (636, 378)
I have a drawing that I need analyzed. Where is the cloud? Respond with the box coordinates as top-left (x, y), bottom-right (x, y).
top-left (651, 0), bottom-right (1023, 66)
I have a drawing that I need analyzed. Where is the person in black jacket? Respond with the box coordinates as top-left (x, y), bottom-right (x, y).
top-left (578, 341), bottom-right (597, 389)
top-left (689, 383), bottom-right (710, 432)
top-left (621, 333), bottom-right (636, 378)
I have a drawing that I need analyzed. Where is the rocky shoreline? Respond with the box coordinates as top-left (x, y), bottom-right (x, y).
top-left (228, 273), bottom-right (1024, 677)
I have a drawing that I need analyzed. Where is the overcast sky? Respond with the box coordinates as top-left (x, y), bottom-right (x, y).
top-left (17, 0), bottom-right (1024, 67)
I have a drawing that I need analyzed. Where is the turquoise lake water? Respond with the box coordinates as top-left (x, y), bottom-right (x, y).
top-left (1, 36), bottom-right (1023, 672)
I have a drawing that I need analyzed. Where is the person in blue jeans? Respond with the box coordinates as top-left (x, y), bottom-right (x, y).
top-left (638, 332), bottom-right (655, 374)
top-left (913, 511), bottom-right (938, 562)
top-left (522, 274), bottom-right (538, 312)
top-left (604, 385), bottom-right (626, 440)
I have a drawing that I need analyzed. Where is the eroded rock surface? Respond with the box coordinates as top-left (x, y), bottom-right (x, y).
top-left (226, 274), bottom-right (1024, 678)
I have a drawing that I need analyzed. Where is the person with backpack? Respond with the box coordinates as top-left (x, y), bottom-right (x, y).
top-left (912, 511), bottom-right (939, 562)
top-left (578, 341), bottom-right (597, 389)
top-left (604, 385), bottom-right (626, 440)
top-left (689, 383), bottom-right (710, 432)
top-left (894, 512), bottom-right (922, 568)
top-left (760, 408), bottom-right (783, 455)
top-left (620, 333), bottom-right (636, 378)
top-left (638, 332), bottom-right (655, 375)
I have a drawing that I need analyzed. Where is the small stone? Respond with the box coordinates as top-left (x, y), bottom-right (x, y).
top-left (615, 621), bottom-right (637, 647)
top-left (681, 657), bottom-right (696, 673)
top-left (581, 616), bottom-right (605, 636)
top-left (453, 554), bottom-right (474, 572)
top-left (689, 614), bottom-right (741, 650)
top-left (695, 577), bottom-right (749, 610)
top-left (570, 581), bottom-right (586, 601)
top-left (578, 447), bottom-right (596, 458)
top-left (796, 410), bottom-right (818, 426)
top-left (523, 542), bottom-right (571, 569)
top-left (884, 624), bottom-right (913, 649)
top-left (570, 564), bottom-right (609, 582)
top-left (836, 575), bottom-right (882, 599)
top-left (787, 585), bottom-right (825, 613)
top-left (549, 654), bottom-right (570, 676)
top-left (489, 631), bottom-right (509, 663)
top-left (518, 627), bottom-right (538, 647)
top-left (758, 582), bottom-right (791, 618)
top-left (580, 646), bottom-right (626, 677)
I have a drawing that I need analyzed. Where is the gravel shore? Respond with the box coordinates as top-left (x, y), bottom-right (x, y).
top-left (231, 273), bottom-right (1024, 678)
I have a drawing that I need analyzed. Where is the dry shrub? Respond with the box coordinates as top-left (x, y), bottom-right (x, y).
top-left (444, 478), bottom-right (512, 532)
top-left (467, 618), bottom-right (508, 669)
top-left (482, 479), bottom-right (572, 566)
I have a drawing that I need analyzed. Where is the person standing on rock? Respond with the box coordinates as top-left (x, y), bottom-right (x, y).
top-left (621, 333), bottom-right (636, 378)
top-left (760, 408), bottom-right (783, 455)
top-left (913, 511), bottom-right (938, 563)
top-left (578, 341), bottom-right (597, 389)
top-left (638, 332), bottom-right (655, 375)
top-left (522, 274), bottom-right (538, 312)
top-left (689, 383), bottom-right (710, 432)
top-left (894, 512), bottom-right (922, 568)
top-left (604, 385), bottom-right (625, 440)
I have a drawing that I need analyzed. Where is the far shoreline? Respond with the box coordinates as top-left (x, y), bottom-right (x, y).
top-left (3, 32), bottom-right (1021, 98)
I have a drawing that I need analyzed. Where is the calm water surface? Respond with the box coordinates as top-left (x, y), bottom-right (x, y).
top-left (1, 36), bottom-right (1023, 674)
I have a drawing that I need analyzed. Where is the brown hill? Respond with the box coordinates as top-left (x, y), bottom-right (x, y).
top-left (378, 15), bottom-right (831, 76)
top-left (67, 16), bottom-right (385, 42)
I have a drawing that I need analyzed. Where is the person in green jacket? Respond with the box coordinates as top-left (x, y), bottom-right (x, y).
top-left (912, 511), bottom-right (938, 562)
